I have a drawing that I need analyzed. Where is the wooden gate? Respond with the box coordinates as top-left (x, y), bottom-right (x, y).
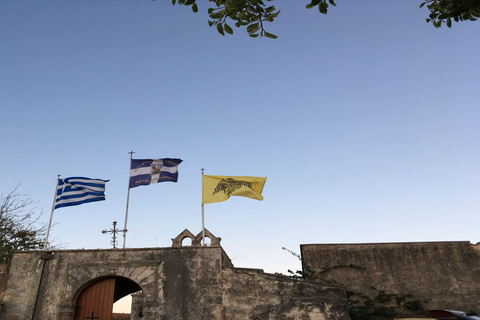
top-left (74, 278), bottom-right (115, 320)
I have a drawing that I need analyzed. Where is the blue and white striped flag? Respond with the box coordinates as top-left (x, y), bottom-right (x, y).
top-left (54, 177), bottom-right (109, 210)
top-left (129, 158), bottom-right (182, 188)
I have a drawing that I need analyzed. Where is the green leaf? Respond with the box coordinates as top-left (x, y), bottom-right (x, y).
top-left (238, 11), bottom-right (248, 19)
top-left (217, 23), bottom-right (225, 36)
top-left (208, 20), bottom-right (214, 27)
top-left (265, 6), bottom-right (276, 13)
top-left (210, 12), bottom-right (222, 19)
top-left (311, 0), bottom-right (321, 6)
top-left (246, 22), bottom-right (260, 33)
top-left (249, 33), bottom-right (260, 38)
top-left (328, 0), bottom-right (336, 6)
top-left (263, 31), bottom-right (278, 39)
top-left (171, 0), bottom-right (176, 4)
top-left (446, 17), bottom-right (452, 27)
top-left (306, 3), bottom-right (314, 9)
top-left (224, 23), bottom-right (233, 34)
top-left (192, 3), bottom-right (198, 12)
top-left (319, 2), bottom-right (328, 14)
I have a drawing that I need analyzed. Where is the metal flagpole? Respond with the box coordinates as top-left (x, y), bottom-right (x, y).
top-left (122, 151), bottom-right (134, 249)
top-left (44, 175), bottom-right (60, 249)
top-left (201, 168), bottom-right (205, 246)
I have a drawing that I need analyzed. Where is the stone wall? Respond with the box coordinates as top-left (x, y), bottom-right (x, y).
top-left (301, 241), bottom-right (480, 313)
top-left (0, 246), bottom-right (232, 320)
top-left (0, 245), bottom-right (349, 320)
top-left (222, 267), bottom-right (349, 320)
top-left (0, 265), bottom-right (8, 313)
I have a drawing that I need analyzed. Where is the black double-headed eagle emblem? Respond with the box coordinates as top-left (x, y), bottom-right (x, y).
top-left (213, 178), bottom-right (253, 196)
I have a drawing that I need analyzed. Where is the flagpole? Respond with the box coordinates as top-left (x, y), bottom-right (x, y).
top-left (123, 151), bottom-right (134, 249)
top-left (201, 168), bottom-right (205, 246)
top-left (44, 175), bottom-right (60, 249)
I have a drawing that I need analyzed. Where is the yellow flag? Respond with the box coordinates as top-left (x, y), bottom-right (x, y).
top-left (202, 175), bottom-right (267, 204)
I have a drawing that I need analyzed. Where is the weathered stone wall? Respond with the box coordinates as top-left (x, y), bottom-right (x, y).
top-left (0, 251), bottom-right (46, 320)
top-left (0, 246), bottom-right (349, 320)
top-left (0, 246), bottom-right (232, 320)
top-left (222, 267), bottom-right (350, 320)
top-left (301, 241), bottom-right (480, 313)
top-left (0, 265), bottom-right (9, 313)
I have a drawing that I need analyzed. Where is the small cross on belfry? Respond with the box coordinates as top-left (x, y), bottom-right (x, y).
top-left (86, 311), bottom-right (99, 320)
top-left (101, 221), bottom-right (125, 249)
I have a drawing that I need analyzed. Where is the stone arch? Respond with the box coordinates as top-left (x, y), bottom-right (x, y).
top-left (71, 275), bottom-right (142, 303)
top-left (74, 276), bottom-right (142, 303)
top-left (171, 229), bottom-right (195, 247)
top-left (194, 228), bottom-right (221, 247)
top-left (71, 276), bottom-right (142, 320)
top-left (171, 228), bottom-right (222, 247)
top-left (58, 260), bottom-right (159, 320)
top-left (181, 236), bottom-right (193, 246)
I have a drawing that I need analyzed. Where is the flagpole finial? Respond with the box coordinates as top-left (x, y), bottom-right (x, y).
top-left (201, 168), bottom-right (204, 175)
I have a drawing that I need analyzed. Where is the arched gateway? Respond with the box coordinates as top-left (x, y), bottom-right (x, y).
top-left (0, 229), bottom-right (349, 320)
top-left (73, 276), bottom-right (141, 320)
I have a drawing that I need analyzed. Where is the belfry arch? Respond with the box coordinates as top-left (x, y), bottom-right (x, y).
top-left (171, 228), bottom-right (221, 247)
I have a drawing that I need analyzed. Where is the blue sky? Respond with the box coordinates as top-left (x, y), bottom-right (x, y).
top-left (1, 0), bottom-right (479, 278)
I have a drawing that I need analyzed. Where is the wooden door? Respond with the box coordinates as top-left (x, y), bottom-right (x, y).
top-left (74, 278), bottom-right (115, 320)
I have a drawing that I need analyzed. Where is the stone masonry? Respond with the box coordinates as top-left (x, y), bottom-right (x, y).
top-left (301, 241), bottom-right (480, 313)
top-left (0, 229), bottom-right (349, 320)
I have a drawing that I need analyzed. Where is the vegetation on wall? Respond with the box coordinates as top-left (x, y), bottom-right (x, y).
top-left (278, 247), bottom-right (427, 320)
top-left (348, 287), bottom-right (427, 320)
top-left (0, 186), bottom-right (46, 264)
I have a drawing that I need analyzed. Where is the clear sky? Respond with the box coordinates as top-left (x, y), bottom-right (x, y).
top-left (1, 0), bottom-right (479, 281)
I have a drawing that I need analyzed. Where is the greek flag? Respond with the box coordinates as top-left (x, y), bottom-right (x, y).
top-left (129, 158), bottom-right (182, 188)
top-left (54, 177), bottom-right (109, 209)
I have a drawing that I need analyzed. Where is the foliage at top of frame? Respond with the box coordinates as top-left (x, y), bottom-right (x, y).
top-left (154, 0), bottom-right (479, 38)
top-left (420, 0), bottom-right (480, 28)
